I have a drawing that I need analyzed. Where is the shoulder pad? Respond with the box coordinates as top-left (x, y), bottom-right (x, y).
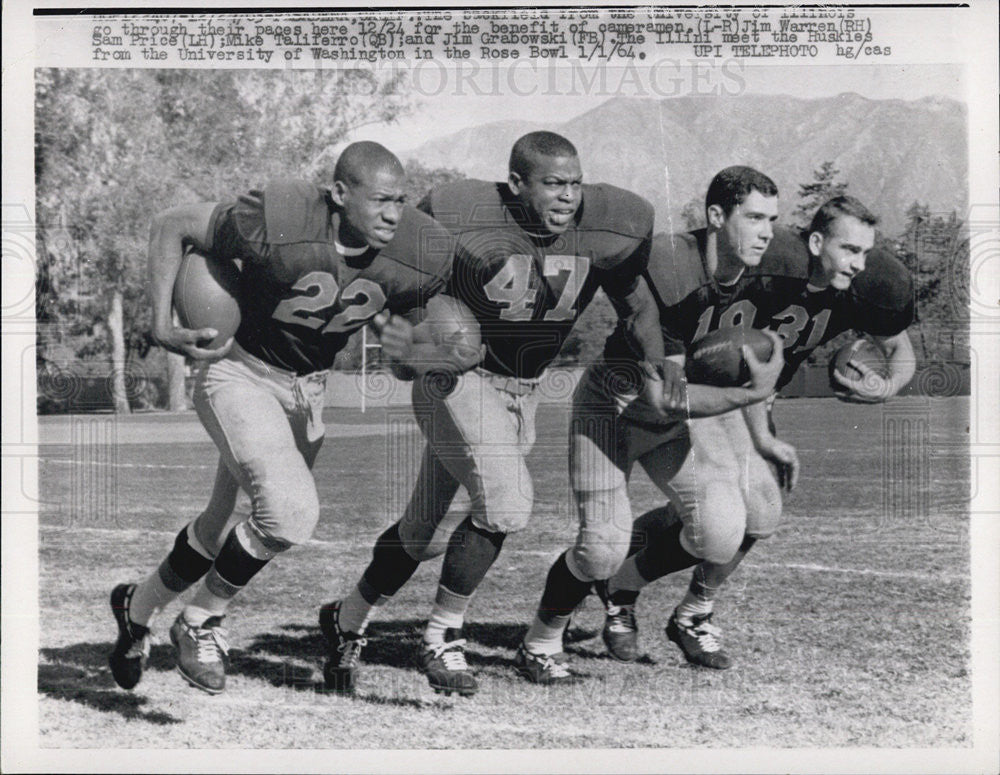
top-left (380, 206), bottom-right (456, 279)
top-left (426, 179), bottom-right (506, 232)
top-left (646, 230), bottom-right (708, 306)
top-left (262, 179), bottom-right (330, 245)
top-left (753, 225), bottom-right (809, 280)
top-left (578, 184), bottom-right (654, 239)
top-left (849, 246), bottom-right (915, 314)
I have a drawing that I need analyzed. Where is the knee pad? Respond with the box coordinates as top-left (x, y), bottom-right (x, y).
top-left (250, 484), bottom-right (320, 548)
top-left (399, 498), bottom-right (466, 562)
top-left (744, 467), bottom-right (783, 540)
top-left (569, 487), bottom-right (633, 582)
top-left (682, 479), bottom-right (746, 564)
top-left (470, 461), bottom-right (533, 534)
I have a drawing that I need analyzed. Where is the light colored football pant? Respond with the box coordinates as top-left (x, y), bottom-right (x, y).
top-left (570, 358), bottom-right (783, 574)
top-left (191, 342), bottom-right (328, 552)
top-left (398, 367), bottom-right (541, 560)
top-left (569, 360), bottom-right (692, 580)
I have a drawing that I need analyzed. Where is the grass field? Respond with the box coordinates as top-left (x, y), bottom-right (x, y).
top-left (33, 396), bottom-right (970, 750)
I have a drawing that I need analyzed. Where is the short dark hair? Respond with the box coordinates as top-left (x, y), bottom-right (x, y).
top-left (509, 131), bottom-right (578, 180)
top-left (705, 166), bottom-right (778, 215)
top-left (334, 141), bottom-right (403, 187)
top-left (808, 195), bottom-right (879, 236)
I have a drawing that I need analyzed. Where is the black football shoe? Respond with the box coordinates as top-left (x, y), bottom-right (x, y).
top-left (319, 600), bottom-right (367, 694)
top-left (594, 579), bottom-right (640, 662)
top-left (419, 629), bottom-right (477, 697)
top-left (108, 583), bottom-right (152, 690)
top-left (665, 610), bottom-right (733, 670)
top-left (513, 642), bottom-right (574, 685)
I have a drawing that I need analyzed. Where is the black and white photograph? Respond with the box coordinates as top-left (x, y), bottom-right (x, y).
top-left (2, 1), bottom-right (998, 772)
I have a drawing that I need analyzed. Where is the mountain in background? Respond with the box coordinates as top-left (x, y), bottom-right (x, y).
top-left (404, 93), bottom-right (967, 236)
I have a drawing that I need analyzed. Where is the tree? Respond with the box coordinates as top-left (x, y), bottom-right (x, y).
top-left (680, 195), bottom-right (705, 231)
top-left (35, 69), bottom-right (414, 412)
top-left (791, 160), bottom-right (849, 228)
top-left (36, 70), bottom-right (177, 413)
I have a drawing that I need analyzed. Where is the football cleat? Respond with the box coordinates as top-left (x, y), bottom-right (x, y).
top-left (419, 632), bottom-right (477, 697)
top-left (319, 600), bottom-right (367, 694)
top-left (514, 643), bottom-right (573, 685)
top-left (594, 580), bottom-right (640, 662)
top-left (169, 613), bottom-right (230, 694)
top-left (108, 583), bottom-right (152, 690)
top-left (665, 611), bottom-right (732, 670)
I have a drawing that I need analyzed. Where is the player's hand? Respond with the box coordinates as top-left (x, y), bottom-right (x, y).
top-left (372, 311), bottom-right (415, 365)
top-left (151, 322), bottom-right (233, 361)
top-left (641, 359), bottom-right (687, 416)
top-left (757, 436), bottom-right (800, 492)
top-left (832, 362), bottom-right (892, 403)
top-left (744, 330), bottom-right (784, 400)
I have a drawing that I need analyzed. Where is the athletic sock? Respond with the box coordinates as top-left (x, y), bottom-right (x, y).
top-left (130, 523), bottom-right (215, 626)
top-left (633, 520), bottom-right (700, 584)
top-left (540, 551), bottom-right (592, 621)
top-left (675, 535), bottom-right (757, 624)
top-left (339, 524), bottom-right (418, 635)
top-left (337, 580), bottom-right (388, 636)
top-left (185, 521), bottom-right (274, 623)
top-left (439, 516), bottom-right (506, 596)
top-left (523, 614), bottom-right (569, 656)
top-left (360, 523), bottom-right (421, 598)
top-left (523, 551), bottom-right (592, 654)
top-left (423, 585), bottom-right (472, 646)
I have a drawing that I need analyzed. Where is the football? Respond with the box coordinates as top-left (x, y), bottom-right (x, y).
top-left (410, 294), bottom-right (482, 371)
top-left (828, 338), bottom-right (890, 391)
top-left (685, 327), bottom-right (774, 387)
top-left (172, 249), bottom-right (241, 349)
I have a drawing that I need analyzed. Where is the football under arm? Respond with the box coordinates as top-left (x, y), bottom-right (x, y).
top-left (148, 202), bottom-right (218, 337)
top-left (873, 328), bottom-right (916, 397)
top-left (392, 293), bottom-right (484, 379)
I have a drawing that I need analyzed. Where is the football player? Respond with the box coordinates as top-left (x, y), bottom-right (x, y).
top-left (108, 142), bottom-right (474, 694)
top-left (319, 131), bottom-right (681, 695)
top-left (542, 175), bottom-right (915, 675)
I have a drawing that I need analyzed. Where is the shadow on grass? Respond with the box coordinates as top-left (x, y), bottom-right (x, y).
top-left (38, 646), bottom-right (182, 726)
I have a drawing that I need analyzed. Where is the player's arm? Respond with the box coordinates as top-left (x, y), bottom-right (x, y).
top-left (833, 329), bottom-right (916, 403)
top-left (374, 293), bottom-right (484, 380)
top-left (606, 273), bottom-right (685, 413)
top-left (678, 330), bottom-right (786, 418)
top-left (741, 398), bottom-right (799, 492)
top-left (148, 202), bottom-right (233, 360)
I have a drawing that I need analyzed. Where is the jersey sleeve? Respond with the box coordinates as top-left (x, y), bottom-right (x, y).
top-left (848, 248), bottom-right (916, 337)
top-left (206, 190), bottom-right (269, 264)
top-left (599, 233), bottom-right (651, 301)
top-left (658, 301), bottom-right (688, 359)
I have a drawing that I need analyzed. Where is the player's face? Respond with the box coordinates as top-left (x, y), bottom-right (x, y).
top-left (811, 215), bottom-right (875, 290)
top-left (335, 166), bottom-right (407, 249)
top-left (716, 190), bottom-right (778, 266)
top-left (509, 154), bottom-right (583, 235)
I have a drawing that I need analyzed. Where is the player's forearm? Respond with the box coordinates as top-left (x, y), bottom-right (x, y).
top-left (741, 398), bottom-right (774, 446)
top-left (881, 330), bottom-right (916, 396)
top-left (684, 383), bottom-right (768, 418)
top-left (613, 277), bottom-right (666, 366)
top-left (147, 210), bottom-right (190, 333)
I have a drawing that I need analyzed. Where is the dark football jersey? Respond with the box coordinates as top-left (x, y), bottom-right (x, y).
top-left (419, 179), bottom-right (654, 379)
top-left (605, 225), bottom-right (914, 390)
top-left (207, 179), bottom-right (454, 375)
